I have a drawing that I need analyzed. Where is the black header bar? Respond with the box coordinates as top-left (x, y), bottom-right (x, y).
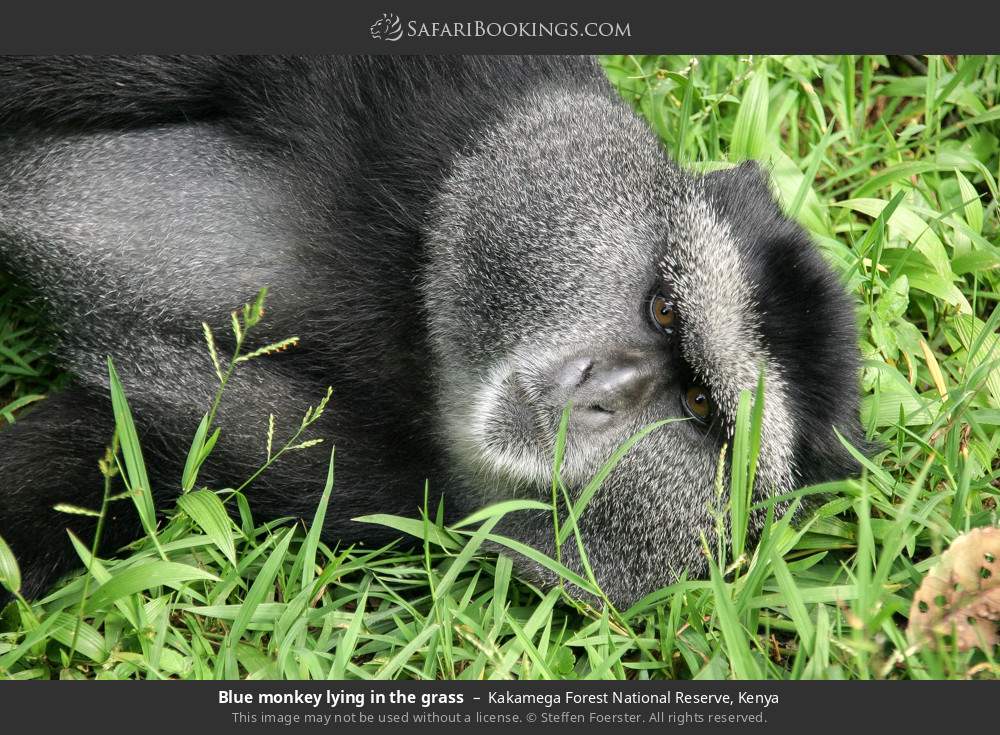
top-left (1, 1), bottom-right (998, 54)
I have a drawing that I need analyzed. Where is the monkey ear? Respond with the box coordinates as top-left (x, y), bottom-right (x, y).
top-left (704, 159), bottom-right (771, 190)
top-left (732, 159), bottom-right (771, 187)
top-left (703, 159), bottom-right (780, 212)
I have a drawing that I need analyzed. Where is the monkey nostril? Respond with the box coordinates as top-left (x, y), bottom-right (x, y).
top-left (552, 356), bottom-right (596, 393)
top-left (590, 366), bottom-right (656, 414)
top-left (549, 352), bottom-right (662, 425)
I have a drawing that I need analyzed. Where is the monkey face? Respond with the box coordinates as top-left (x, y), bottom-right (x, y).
top-left (423, 87), bottom-right (863, 606)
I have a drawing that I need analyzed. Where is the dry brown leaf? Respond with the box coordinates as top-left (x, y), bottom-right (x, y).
top-left (907, 527), bottom-right (1000, 651)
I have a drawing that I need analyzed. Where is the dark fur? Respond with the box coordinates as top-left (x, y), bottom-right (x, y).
top-left (704, 163), bottom-right (865, 486)
top-left (0, 56), bottom-right (864, 605)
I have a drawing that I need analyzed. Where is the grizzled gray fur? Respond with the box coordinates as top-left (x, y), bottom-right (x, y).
top-left (0, 56), bottom-right (864, 606)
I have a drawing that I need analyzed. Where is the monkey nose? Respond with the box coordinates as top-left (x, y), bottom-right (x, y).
top-left (551, 352), bottom-right (661, 429)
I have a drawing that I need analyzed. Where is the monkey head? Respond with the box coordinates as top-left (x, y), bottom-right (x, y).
top-left (422, 86), bottom-right (863, 606)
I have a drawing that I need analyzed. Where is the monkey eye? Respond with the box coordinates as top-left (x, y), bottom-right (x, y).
top-left (683, 386), bottom-right (713, 423)
top-left (649, 293), bottom-right (676, 333)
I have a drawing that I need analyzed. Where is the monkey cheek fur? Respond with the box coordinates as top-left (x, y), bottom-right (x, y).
top-left (430, 350), bottom-right (738, 605)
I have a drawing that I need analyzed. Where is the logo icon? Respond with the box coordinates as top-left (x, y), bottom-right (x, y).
top-left (370, 13), bottom-right (403, 41)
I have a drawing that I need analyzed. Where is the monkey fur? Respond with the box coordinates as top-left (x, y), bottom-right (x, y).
top-left (0, 56), bottom-right (865, 606)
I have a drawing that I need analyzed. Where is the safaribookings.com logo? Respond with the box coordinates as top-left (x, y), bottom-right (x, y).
top-left (369, 13), bottom-right (631, 41)
top-left (370, 13), bottom-right (404, 41)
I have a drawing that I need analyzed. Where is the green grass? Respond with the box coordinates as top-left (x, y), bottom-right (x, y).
top-left (0, 274), bottom-right (66, 425)
top-left (1, 54), bottom-right (999, 680)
